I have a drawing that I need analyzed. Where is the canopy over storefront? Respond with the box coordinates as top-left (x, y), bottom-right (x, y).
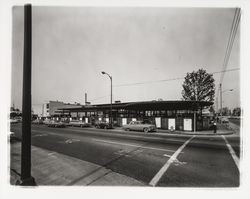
top-left (58, 100), bottom-right (213, 112)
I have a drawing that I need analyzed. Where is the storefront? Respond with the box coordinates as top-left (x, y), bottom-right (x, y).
top-left (58, 100), bottom-right (213, 131)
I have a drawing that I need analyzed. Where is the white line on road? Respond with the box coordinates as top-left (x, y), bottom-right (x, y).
top-left (149, 135), bottom-right (195, 187)
top-left (92, 138), bottom-right (179, 153)
top-left (221, 135), bottom-right (239, 170)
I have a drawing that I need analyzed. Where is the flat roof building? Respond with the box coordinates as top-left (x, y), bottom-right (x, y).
top-left (57, 100), bottom-right (213, 131)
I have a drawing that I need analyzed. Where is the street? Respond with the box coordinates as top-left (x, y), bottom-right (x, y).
top-left (10, 123), bottom-right (240, 187)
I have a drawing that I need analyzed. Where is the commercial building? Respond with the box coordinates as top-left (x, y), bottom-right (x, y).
top-left (41, 100), bottom-right (82, 117)
top-left (58, 100), bottom-right (213, 131)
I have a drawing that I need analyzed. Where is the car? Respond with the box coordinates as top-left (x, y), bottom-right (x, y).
top-left (15, 117), bottom-right (22, 123)
top-left (95, 121), bottom-right (112, 129)
top-left (69, 120), bottom-right (91, 128)
top-left (43, 119), bottom-right (52, 125)
top-left (32, 119), bottom-right (44, 124)
top-left (221, 117), bottom-right (229, 123)
top-left (10, 118), bottom-right (18, 124)
top-left (122, 121), bottom-right (156, 133)
top-left (47, 121), bottom-right (66, 128)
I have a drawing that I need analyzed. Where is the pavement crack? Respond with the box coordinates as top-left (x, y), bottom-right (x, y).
top-left (86, 170), bottom-right (113, 186)
top-left (11, 168), bottom-right (21, 176)
top-left (67, 166), bottom-right (101, 185)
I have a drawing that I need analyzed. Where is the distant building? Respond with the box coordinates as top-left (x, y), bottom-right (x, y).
top-left (41, 100), bottom-right (82, 117)
top-left (32, 104), bottom-right (43, 117)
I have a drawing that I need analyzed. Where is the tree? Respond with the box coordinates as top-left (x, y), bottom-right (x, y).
top-left (209, 106), bottom-right (215, 114)
top-left (182, 69), bottom-right (215, 102)
top-left (232, 107), bottom-right (241, 116)
top-left (219, 107), bottom-right (231, 116)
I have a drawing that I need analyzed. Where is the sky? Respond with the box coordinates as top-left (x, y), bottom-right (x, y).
top-left (11, 6), bottom-right (240, 110)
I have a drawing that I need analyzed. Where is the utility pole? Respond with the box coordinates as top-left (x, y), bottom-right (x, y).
top-left (17, 4), bottom-right (36, 186)
top-left (220, 83), bottom-right (222, 117)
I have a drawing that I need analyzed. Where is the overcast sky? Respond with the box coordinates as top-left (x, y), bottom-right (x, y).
top-left (11, 6), bottom-right (240, 110)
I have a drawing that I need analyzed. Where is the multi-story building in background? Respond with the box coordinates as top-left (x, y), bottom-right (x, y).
top-left (41, 100), bottom-right (82, 117)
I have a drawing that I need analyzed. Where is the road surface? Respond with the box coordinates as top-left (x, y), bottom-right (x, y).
top-left (10, 123), bottom-right (240, 187)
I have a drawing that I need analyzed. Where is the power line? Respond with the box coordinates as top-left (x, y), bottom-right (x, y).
top-left (113, 68), bottom-right (239, 88)
top-left (217, 8), bottom-right (241, 105)
top-left (219, 8), bottom-right (241, 84)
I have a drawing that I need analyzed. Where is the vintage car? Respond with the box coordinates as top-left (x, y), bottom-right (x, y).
top-left (122, 121), bottom-right (156, 133)
top-left (69, 120), bottom-right (91, 128)
top-left (221, 117), bottom-right (229, 123)
top-left (95, 121), bottom-right (112, 129)
top-left (32, 119), bottom-right (44, 124)
top-left (9, 118), bottom-right (18, 124)
top-left (47, 120), bottom-right (66, 128)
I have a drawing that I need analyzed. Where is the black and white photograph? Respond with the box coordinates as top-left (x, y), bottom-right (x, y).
top-left (1, 0), bottom-right (250, 199)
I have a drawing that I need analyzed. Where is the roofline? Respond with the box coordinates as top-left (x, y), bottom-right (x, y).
top-left (57, 100), bottom-right (213, 111)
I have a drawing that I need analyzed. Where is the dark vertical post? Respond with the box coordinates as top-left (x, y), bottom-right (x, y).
top-left (85, 93), bottom-right (87, 105)
top-left (220, 83), bottom-right (222, 117)
top-left (110, 76), bottom-right (113, 128)
top-left (19, 4), bottom-right (36, 185)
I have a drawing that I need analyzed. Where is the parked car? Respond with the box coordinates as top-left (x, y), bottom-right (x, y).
top-left (221, 117), bottom-right (229, 123)
top-left (69, 120), bottom-right (91, 128)
top-left (15, 117), bottom-right (22, 123)
top-left (32, 119), bottom-right (44, 124)
top-left (47, 121), bottom-right (66, 128)
top-left (122, 121), bottom-right (156, 133)
top-left (43, 119), bottom-right (52, 125)
top-left (95, 121), bottom-right (112, 129)
top-left (9, 118), bottom-right (18, 124)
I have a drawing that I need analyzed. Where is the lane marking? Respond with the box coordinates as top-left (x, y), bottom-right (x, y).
top-left (93, 138), bottom-right (180, 153)
top-left (163, 154), bottom-right (171, 158)
top-left (149, 135), bottom-right (195, 186)
top-left (221, 135), bottom-right (239, 170)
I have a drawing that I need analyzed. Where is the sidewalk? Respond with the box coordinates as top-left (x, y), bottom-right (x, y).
top-left (10, 142), bottom-right (145, 186)
top-left (107, 125), bottom-right (236, 137)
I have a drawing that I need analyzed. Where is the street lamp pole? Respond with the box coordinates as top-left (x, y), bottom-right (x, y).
top-left (220, 84), bottom-right (222, 116)
top-left (101, 71), bottom-right (113, 128)
top-left (220, 84), bottom-right (233, 117)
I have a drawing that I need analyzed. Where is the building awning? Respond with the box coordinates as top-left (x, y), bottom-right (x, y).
top-left (58, 100), bottom-right (213, 112)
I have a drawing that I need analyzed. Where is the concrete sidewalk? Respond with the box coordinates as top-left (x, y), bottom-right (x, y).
top-left (107, 125), bottom-right (235, 137)
top-left (10, 142), bottom-right (145, 186)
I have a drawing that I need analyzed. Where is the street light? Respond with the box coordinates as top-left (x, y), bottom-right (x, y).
top-left (101, 71), bottom-right (113, 128)
top-left (220, 84), bottom-right (233, 117)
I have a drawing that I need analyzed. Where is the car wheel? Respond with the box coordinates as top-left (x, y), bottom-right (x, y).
top-left (143, 128), bottom-right (149, 133)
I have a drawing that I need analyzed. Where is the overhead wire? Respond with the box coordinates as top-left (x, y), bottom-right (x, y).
top-left (216, 8), bottom-right (241, 108)
top-left (113, 67), bottom-right (239, 88)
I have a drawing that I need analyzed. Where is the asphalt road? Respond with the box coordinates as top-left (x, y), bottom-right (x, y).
top-left (10, 123), bottom-right (240, 187)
